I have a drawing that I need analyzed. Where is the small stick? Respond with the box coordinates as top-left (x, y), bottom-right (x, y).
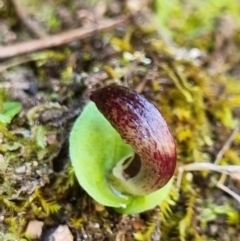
top-left (177, 163), bottom-right (240, 188)
top-left (10, 0), bottom-right (47, 38)
top-left (179, 163), bottom-right (240, 173)
top-left (177, 163), bottom-right (240, 203)
top-left (176, 166), bottom-right (184, 189)
top-left (177, 123), bottom-right (239, 188)
top-left (217, 173), bottom-right (227, 185)
top-left (212, 177), bottom-right (240, 203)
top-left (0, 15), bottom-right (129, 59)
top-left (214, 124), bottom-right (239, 164)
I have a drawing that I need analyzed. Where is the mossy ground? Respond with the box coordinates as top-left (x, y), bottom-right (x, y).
top-left (0, 0), bottom-right (240, 240)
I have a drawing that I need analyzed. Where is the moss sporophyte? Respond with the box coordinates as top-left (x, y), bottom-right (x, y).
top-left (69, 85), bottom-right (176, 214)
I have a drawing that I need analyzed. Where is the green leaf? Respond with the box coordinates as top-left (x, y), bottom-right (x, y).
top-left (69, 101), bottom-right (173, 213)
top-left (0, 101), bottom-right (22, 124)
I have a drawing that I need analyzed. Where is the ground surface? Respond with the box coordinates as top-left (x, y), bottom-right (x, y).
top-left (0, 0), bottom-right (240, 241)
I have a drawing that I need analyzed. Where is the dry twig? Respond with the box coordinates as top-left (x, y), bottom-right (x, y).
top-left (177, 123), bottom-right (240, 203)
top-left (0, 15), bottom-right (129, 59)
top-left (177, 163), bottom-right (240, 188)
top-left (214, 124), bottom-right (239, 164)
top-left (212, 175), bottom-right (240, 203)
top-left (10, 0), bottom-right (47, 38)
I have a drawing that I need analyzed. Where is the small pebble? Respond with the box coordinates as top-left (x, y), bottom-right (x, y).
top-left (25, 220), bottom-right (44, 239)
top-left (93, 223), bottom-right (100, 229)
top-left (33, 161), bottom-right (38, 167)
top-left (15, 165), bottom-right (26, 174)
top-left (47, 225), bottom-right (73, 241)
top-left (83, 234), bottom-right (88, 239)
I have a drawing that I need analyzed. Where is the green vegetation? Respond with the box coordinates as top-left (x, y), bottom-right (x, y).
top-left (70, 101), bottom-right (174, 213)
top-left (0, 0), bottom-right (239, 240)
